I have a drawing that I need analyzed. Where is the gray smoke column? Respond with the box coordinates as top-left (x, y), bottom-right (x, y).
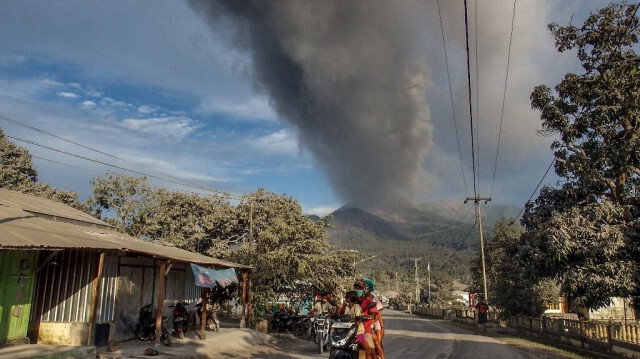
top-left (190, 0), bottom-right (432, 207)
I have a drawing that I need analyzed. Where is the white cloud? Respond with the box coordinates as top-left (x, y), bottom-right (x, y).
top-left (305, 204), bottom-right (340, 217)
top-left (101, 97), bottom-right (131, 108)
top-left (57, 91), bottom-right (79, 98)
top-left (137, 104), bottom-right (155, 115)
top-left (249, 129), bottom-right (299, 155)
top-left (81, 100), bottom-right (96, 109)
top-left (197, 96), bottom-right (277, 121)
top-left (84, 89), bottom-right (102, 98)
top-left (120, 116), bottom-right (198, 140)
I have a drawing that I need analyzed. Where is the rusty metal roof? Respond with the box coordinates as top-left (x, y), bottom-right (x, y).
top-left (0, 189), bottom-right (251, 269)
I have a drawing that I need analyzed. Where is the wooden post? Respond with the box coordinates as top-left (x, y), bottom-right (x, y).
top-left (247, 272), bottom-right (253, 327)
top-left (88, 252), bottom-right (105, 345)
top-left (200, 287), bottom-right (207, 339)
top-left (241, 271), bottom-right (247, 328)
top-left (154, 260), bottom-right (167, 347)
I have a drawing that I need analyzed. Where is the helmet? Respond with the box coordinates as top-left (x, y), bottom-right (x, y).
top-left (364, 279), bottom-right (375, 293)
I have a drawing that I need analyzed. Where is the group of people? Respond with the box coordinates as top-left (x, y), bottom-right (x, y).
top-left (309, 278), bottom-right (386, 359)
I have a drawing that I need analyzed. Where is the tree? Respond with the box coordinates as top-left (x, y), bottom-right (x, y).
top-left (141, 188), bottom-right (238, 258)
top-left (230, 188), bottom-right (355, 320)
top-left (478, 219), bottom-right (557, 317)
top-left (88, 172), bottom-right (153, 236)
top-left (0, 127), bottom-right (86, 210)
top-left (524, 2), bottom-right (640, 309)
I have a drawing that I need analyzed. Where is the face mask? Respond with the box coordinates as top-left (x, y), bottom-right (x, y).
top-left (355, 290), bottom-right (364, 297)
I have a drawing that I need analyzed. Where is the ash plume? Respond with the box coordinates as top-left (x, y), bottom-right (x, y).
top-left (189, 0), bottom-right (433, 207)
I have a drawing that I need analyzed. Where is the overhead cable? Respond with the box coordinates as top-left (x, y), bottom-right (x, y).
top-left (7, 134), bottom-right (220, 194)
top-left (516, 158), bottom-right (556, 219)
top-left (463, 0), bottom-right (478, 198)
top-left (490, 0), bottom-right (518, 198)
top-left (436, 0), bottom-right (469, 197)
top-left (0, 113), bottom-right (216, 195)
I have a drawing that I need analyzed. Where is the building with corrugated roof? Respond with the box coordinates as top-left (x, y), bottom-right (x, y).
top-left (0, 188), bottom-right (251, 347)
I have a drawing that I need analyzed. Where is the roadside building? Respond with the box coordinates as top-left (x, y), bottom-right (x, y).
top-left (0, 188), bottom-right (251, 347)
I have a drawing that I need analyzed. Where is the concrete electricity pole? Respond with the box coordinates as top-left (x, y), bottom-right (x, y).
top-left (427, 262), bottom-right (431, 304)
top-left (465, 195), bottom-right (491, 303)
top-left (413, 258), bottom-right (421, 302)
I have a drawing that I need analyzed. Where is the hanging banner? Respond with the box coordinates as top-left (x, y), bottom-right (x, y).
top-left (191, 263), bottom-right (239, 288)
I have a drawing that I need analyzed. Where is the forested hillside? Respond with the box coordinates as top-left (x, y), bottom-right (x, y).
top-left (325, 201), bottom-right (520, 284)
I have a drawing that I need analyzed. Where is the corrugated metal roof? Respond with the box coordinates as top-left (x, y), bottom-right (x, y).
top-left (0, 189), bottom-right (251, 269)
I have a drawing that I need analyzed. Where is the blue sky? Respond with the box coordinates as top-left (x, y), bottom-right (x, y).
top-left (0, 0), bottom-right (614, 215)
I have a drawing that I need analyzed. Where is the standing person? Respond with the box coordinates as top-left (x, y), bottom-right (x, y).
top-left (475, 296), bottom-right (489, 334)
top-left (364, 279), bottom-right (386, 359)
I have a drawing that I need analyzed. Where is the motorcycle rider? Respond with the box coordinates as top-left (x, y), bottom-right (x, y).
top-left (309, 292), bottom-right (333, 317)
top-left (345, 290), bottom-right (375, 359)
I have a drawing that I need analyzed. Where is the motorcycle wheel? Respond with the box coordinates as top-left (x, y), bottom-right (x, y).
top-left (135, 326), bottom-right (152, 341)
top-left (317, 332), bottom-right (324, 354)
top-left (307, 326), bottom-right (312, 341)
top-left (178, 330), bottom-right (184, 339)
top-left (160, 332), bottom-right (171, 346)
top-left (206, 318), bottom-right (216, 332)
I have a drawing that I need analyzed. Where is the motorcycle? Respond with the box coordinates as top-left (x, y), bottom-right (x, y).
top-left (134, 304), bottom-right (171, 346)
top-left (312, 313), bottom-right (332, 354)
top-left (328, 315), bottom-right (365, 359)
top-left (270, 310), bottom-right (308, 336)
top-left (195, 301), bottom-right (219, 332)
top-left (169, 302), bottom-right (190, 339)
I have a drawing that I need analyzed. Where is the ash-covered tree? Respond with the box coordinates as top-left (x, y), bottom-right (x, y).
top-left (141, 188), bottom-right (238, 258)
top-left (0, 127), bottom-right (86, 210)
top-left (523, 2), bottom-right (640, 310)
top-left (88, 172), bottom-right (154, 236)
top-left (477, 219), bottom-right (557, 317)
top-left (89, 173), bottom-right (238, 256)
top-left (230, 188), bottom-right (356, 320)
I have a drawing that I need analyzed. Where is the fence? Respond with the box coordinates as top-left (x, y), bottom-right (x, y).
top-left (410, 305), bottom-right (640, 358)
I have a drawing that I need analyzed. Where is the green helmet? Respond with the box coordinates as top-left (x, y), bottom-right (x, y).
top-left (364, 278), bottom-right (375, 293)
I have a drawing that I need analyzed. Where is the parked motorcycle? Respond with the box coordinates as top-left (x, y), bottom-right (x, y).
top-left (134, 304), bottom-right (171, 346)
top-left (270, 310), bottom-right (308, 336)
top-left (311, 313), bottom-right (332, 354)
top-left (169, 302), bottom-right (190, 339)
top-left (195, 301), bottom-right (219, 332)
top-left (328, 315), bottom-right (365, 359)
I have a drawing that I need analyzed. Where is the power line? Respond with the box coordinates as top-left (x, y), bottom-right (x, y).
top-left (32, 155), bottom-right (207, 196)
top-left (7, 134), bottom-right (221, 194)
top-left (490, 0), bottom-right (518, 198)
top-left (474, 0), bottom-right (480, 194)
top-left (0, 113), bottom-right (217, 195)
top-left (455, 220), bottom-right (479, 251)
top-left (435, 0), bottom-right (469, 197)
top-left (464, 0), bottom-right (478, 198)
top-left (516, 158), bottom-right (556, 219)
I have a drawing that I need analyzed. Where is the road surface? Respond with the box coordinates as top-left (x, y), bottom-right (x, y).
top-left (261, 309), bottom-right (579, 359)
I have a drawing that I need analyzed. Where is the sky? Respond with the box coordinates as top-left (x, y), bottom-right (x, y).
top-left (0, 0), bottom-right (616, 215)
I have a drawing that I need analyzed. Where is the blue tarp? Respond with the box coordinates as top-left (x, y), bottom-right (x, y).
top-left (190, 263), bottom-right (239, 288)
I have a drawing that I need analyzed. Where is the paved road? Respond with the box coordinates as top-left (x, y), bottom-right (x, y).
top-left (260, 310), bottom-right (573, 359)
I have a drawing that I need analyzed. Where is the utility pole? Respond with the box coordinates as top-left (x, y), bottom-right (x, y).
top-left (427, 262), bottom-right (431, 304)
top-left (395, 272), bottom-right (399, 295)
top-left (413, 258), bottom-right (421, 302)
top-left (465, 195), bottom-right (491, 303)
